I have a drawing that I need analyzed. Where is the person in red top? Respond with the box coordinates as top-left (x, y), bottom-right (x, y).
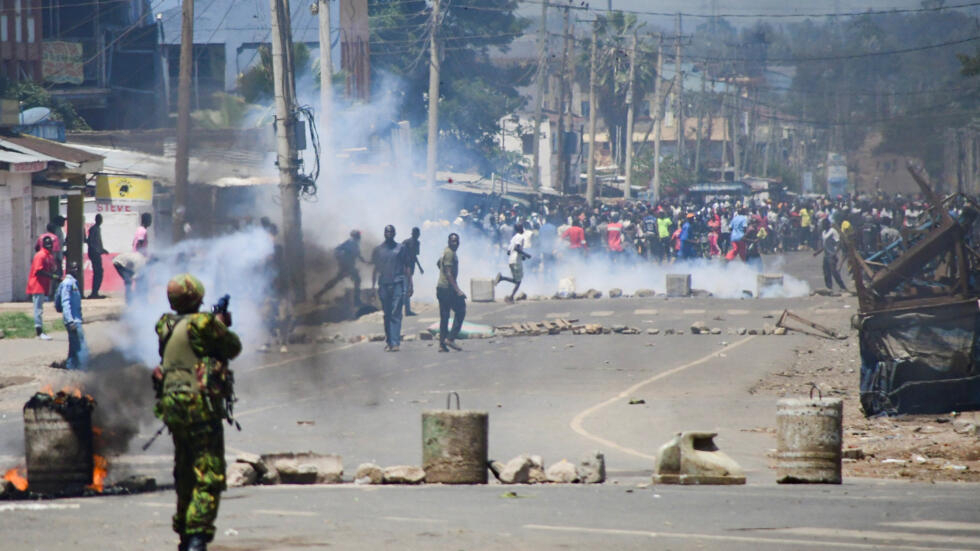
top-left (27, 236), bottom-right (57, 340)
top-left (561, 220), bottom-right (587, 254)
top-left (606, 216), bottom-right (624, 256)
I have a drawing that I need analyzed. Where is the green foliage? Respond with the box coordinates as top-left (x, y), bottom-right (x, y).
top-left (0, 312), bottom-right (64, 339)
top-left (237, 43), bottom-right (311, 104)
top-left (370, 0), bottom-right (530, 174)
top-left (191, 92), bottom-right (270, 129)
top-left (577, 12), bottom-right (656, 171)
top-left (0, 79), bottom-right (89, 130)
top-left (631, 150), bottom-right (692, 196)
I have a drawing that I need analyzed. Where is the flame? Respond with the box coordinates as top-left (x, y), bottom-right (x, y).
top-left (85, 455), bottom-right (108, 492)
top-left (3, 467), bottom-right (27, 492)
top-left (40, 384), bottom-right (54, 397)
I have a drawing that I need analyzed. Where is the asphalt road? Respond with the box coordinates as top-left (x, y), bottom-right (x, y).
top-left (1, 253), bottom-right (979, 550)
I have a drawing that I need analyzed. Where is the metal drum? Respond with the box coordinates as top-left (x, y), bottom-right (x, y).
top-left (776, 391), bottom-right (842, 484)
top-left (422, 392), bottom-right (488, 484)
top-left (23, 399), bottom-right (94, 495)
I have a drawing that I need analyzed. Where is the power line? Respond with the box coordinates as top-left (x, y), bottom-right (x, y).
top-left (519, 0), bottom-right (980, 20)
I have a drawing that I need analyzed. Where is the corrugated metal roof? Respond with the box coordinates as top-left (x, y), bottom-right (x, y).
top-left (0, 148), bottom-right (49, 165)
top-left (0, 134), bottom-right (104, 167)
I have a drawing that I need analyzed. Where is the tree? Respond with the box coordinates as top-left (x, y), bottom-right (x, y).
top-left (369, 0), bottom-right (530, 174)
top-left (576, 12), bottom-right (657, 172)
top-left (0, 79), bottom-right (88, 130)
top-left (237, 43), bottom-right (311, 104)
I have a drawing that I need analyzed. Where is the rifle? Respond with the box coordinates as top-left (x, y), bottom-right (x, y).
top-left (141, 423), bottom-right (167, 451)
top-left (210, 294), bottom-right (241, 430)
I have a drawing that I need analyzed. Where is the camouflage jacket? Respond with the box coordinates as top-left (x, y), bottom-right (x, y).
top-left (155, 312), bottom-right (242, 398)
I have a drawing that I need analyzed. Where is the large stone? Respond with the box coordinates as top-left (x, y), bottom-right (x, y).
top-left (499, 454), bottom-right (533, 484)
top-left (226, 463), bottom-right (258, 487)
top-left (383, 465), bottom-right (426, 484)
top-left (666, 274), bottom-right (691, 297)
top-left (515, 292), bottom-right (528, 301)
top-left (608, 288), bottom-right (623, 298)
top-left (653, 431), bottom-right (745, 485)
top-left (528, 460), bottom-right (548, 483)
top-left (635, 288), bottom-right (655, 297)
top-left (647, 328), bottom-right (660, 335)
top-left (690, 321), bottom-right (709, 335)
top-left (355, 463), bottom-right (384, 484)
top-left (577, 451), bottom-right (606, 484)
top-left (583, 288), bottom-right (602, 299)
top-left (261, 452), bottom-right (343, 484)
top-left (470, 278), bottom-right (495, 302)
top-left (236, 452), bottom-right (267, 474)
top-left (545, 459), bottom-right (579, 483)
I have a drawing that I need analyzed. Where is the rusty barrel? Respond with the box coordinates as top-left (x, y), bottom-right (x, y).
top-left (776, 397), bottom-right (842, 484)
top-left (422, 405), bottom-right (488, 484)
top-left (23, 400), bottom-right (94, 494)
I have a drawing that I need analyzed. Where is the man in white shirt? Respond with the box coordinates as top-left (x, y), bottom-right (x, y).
top-left (494, 223), bottom-right (531, 303)
top-left (820, 218), bottom-right (848, 291)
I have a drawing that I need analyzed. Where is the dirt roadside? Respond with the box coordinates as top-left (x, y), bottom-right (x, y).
top-left (750, 303), bottom-right (980, 483)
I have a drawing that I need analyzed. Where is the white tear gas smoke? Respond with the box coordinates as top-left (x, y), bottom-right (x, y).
top-left (294, 73), bottom-right (809, 302)
top-left (114, 228), bottom-right (275, 368)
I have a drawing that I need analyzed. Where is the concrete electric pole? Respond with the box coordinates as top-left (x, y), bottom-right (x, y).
top-left (674, 13), bottom-right (684, 166)
top-left (318, 0), bottom-right (333, 160)
top-left (554, 5), bottom-right (571, 194)
top-left (651, 34), bottom-right (663, 201)
top-left (623, 29), bottom-right (636, 200)
top-left (425, 0), bottom-right (441, 190)
top-left (530, 0), bottom-right (548, 193)
top-left (585, 21), bottom-right (599, 207)
top-left (173, 0), bottom-right (193, 243)
top-left (270, 0), bottom-right (307, 302)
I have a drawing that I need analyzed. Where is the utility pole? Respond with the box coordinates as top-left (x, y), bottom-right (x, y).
top-left (318, 0), bottom-right (333, 159)
top-left (673, 13), bottom-right (684, 166)
top-left (530, 0), bottom-right (548, 193)
top-left (270, 0), bottom-right (306, 301)
top-left (623, 29), bottom-right (637, 200)
top-left (425, 0), bottom-right (441, 190)
top-left (585, 20), bottom-right (598, 207)
top-left (173, 0), bottom-right (193, 243)
top-left (651, 34), bottom-right (663, 200)
top-left (694, 64), bottom-right (705, 180)
top-left (554, 5), bottom-right (571, 194)
top-left (732, 86), bottom-right (741, 183)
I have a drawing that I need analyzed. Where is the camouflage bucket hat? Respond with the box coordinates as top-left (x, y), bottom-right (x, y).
top-left (167, 273), bottom-right (205, 313)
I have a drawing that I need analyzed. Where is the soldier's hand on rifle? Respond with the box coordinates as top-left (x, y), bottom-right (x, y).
top-left (218, 312), bottom-right (232, 327)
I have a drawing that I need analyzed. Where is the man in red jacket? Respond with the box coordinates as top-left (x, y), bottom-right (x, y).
top-left (27, 236), bottom-right (57, 340)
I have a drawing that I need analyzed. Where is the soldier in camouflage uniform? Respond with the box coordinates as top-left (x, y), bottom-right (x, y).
top-left (153, 273), bottom-right (241, 551)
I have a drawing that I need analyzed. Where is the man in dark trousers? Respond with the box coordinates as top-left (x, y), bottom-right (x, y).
top-left (372, 225), bottom-right (411, 351)
top-left (86, 214), bottom-right (109, 298)
top-left (401, 226), bottom-right (424, 316)
top-left (819, 218), bottom-right (848, 291)
top-left (153, 274), bottom-right (240, 551)
top-left (437, 233), bottom-right (466, 352)
top-left (314, 230), bottom-right (368, 305)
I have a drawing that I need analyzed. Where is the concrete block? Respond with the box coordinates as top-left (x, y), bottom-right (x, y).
top-left (757, 274), bottom-right (784, 298)
top-left (261, 452), bottom-right (343, 484)
top-left (666, 274), bottom-right (691, 297)
top-left (577, 451), bottom-right (606, 484)
top-left (653, 431), bottom-right (746, 485)
top-left (471, 278), bottom-right (494, 302)
top-left (227, 463), bottom-right (258, 487)
top-left (499, 454), bottom-right (533, 484)
top-left (383, 465), bottom-right (426, 484)
top-left (355, 463), bottom-right (384, 484)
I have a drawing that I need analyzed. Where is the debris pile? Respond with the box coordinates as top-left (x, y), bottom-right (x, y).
top-left (846, 164), bottom-right (980, 416)
top-left (488, 451), bottom-right (605, 484)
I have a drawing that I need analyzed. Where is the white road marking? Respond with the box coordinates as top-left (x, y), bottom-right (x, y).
top-left (417, 318), bottom-right (438, 323)
top-left (772, 527), bottom-right (980, 547)
top-left (590, 311), bottom-right (614, 317)
top-left (682, 309), bottom-right (706, 314)
top-left (137, 502), bottom-right (173, 509)
top-left (0, 503), bottom-right (81, 512)
top-left (545, 312), bottom-right (571, 318)
top-left (725, 309), bottom-right (750, 315)
top-left (382, 516), bottom-right (448, 524)
top-left (633, 309), bottom-right (658, 315)
top-left (252, 509), bottom-right (317, 517)
top-left (523, 524), bottom-right (969, 551)
top-left (882, 521), bottom-right (980, 532)
top-left (243, 342), bottom-right (359, 374)
top-left (570, 336), bottom-right (755, 460)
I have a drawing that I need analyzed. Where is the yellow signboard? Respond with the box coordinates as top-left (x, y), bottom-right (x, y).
top-left (95, 174), bottom-right (152, 205)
